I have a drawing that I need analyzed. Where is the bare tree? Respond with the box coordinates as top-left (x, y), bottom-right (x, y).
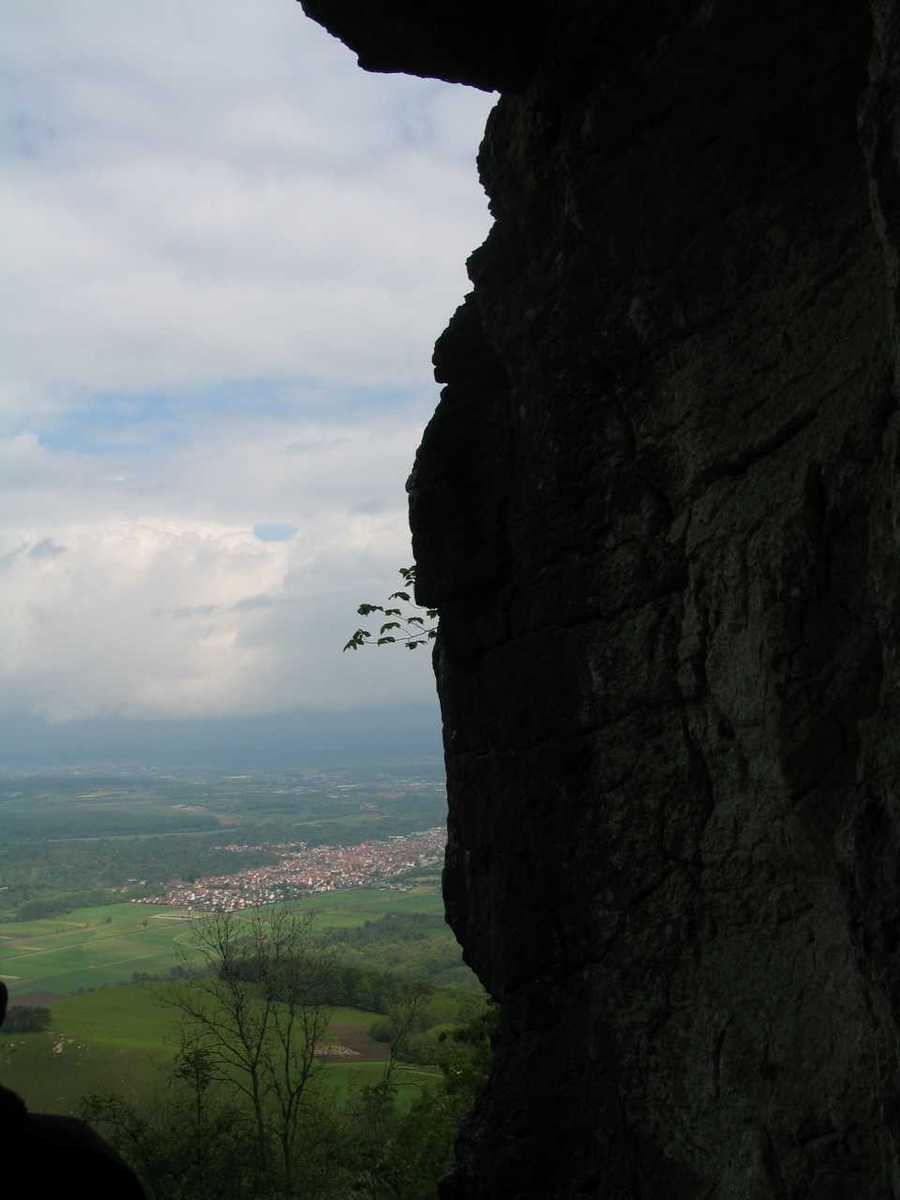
top-left (349, 980), bottom-right (434, 1200)
top-left (381, 980), bottom-right (431, 1087)
top-left (172, 1031), bottom-right (214, 1131)
top-left (164, 905), bottom-right (333, 1194)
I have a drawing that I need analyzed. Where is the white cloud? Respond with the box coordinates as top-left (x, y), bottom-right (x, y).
top-left (0, 412), bottom-right (438, 722)
top-left (0, 0), bottom-right (495, 416)
top-left (0, 0), bottom-right (494, 726)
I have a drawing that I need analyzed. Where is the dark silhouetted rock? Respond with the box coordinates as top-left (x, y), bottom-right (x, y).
top-left (298, 0), bottom-right (543, 92)
top-left (0, 1081), bottom-right (147, 1196)
top-left (302, 1), bottom-right (900, 1195)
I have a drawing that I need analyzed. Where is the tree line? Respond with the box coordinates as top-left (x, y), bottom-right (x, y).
top-left (0, 1004), bottom-right (51, 1033)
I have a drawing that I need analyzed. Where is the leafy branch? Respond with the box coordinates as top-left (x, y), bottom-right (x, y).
top-left (343, 565), bottom-right (438, 651)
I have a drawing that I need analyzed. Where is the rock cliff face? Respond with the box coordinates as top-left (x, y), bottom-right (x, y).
top-left (304, 3), bottom-right (900, 1195)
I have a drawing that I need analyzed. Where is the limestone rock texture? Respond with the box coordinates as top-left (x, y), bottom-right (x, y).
top-left (305, 2), bottom-right (900, 1196)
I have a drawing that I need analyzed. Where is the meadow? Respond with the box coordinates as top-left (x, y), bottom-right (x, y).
top-left (0, 885), bottom-right (457, 1117)
top-left (0, 886), bottom-right (445, 1002)
top-left (0, 979), bottom-right (439, 1115)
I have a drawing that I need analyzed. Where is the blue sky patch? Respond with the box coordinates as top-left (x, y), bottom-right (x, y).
top-left (254, 522), bottom-right (297, 542)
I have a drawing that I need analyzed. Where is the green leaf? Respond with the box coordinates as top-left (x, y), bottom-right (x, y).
top-left (343, 629), bottom-right (370, 651)
top-left (343, 566), bottom-right (428, 657)
top-left (342, 628), bottom-right (371, 651)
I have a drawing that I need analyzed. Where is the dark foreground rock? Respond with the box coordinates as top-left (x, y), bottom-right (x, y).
top-left (304, 3), bottom-right (900, 1195)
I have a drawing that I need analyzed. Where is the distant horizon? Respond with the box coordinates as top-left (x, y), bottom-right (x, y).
top-left (0, 703), bottom-right (443, 770)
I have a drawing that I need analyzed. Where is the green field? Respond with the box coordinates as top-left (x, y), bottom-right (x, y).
top-left (305, 886), bottom-right (444, 928)
top-left (0, 885), bottom-right (454, 1116)
top-left (318, 1060), bottom-right (440, 1111)
top-left (0, 887), bottom-right (444, 1001)
top-left (0, 981), bottom-right (435, 1115)
top-left (0, 903), bottom-right (197, 999)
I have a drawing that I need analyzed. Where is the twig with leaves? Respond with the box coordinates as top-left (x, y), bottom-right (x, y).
top-left (343, 565), bottom-right (438, 651)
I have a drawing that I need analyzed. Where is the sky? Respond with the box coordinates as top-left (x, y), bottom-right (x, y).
top-left (0, 1), bottom-right (496, 762)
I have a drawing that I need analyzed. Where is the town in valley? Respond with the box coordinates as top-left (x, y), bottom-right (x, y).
top-left (131, 826), bottom-right (446, 910)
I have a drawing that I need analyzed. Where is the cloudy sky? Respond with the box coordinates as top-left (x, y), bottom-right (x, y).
top-left (0, 2), bottom-right (495, 760)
